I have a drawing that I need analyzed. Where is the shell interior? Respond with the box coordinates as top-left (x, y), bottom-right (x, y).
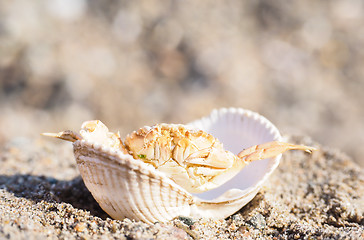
top-left (188, 108), bottom-right (282, 201)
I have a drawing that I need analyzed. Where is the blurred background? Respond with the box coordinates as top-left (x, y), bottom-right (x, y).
top-left (0, 0), bottom-right (363, 165)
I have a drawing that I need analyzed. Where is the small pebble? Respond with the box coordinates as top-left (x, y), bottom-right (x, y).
top-left (248, 213), bottom-right (266, 229)
top-left (74, 222), bottom-right (87, 232)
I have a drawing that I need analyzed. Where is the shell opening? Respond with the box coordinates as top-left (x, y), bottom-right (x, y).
top-left (189, 108), bottom-right (282, 201)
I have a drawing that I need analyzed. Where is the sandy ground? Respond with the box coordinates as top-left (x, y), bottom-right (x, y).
top-left (0, 135), bottom-right (363, 239)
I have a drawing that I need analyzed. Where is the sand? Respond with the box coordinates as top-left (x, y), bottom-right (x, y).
top-left (0, 135), bottom-right (363, 239)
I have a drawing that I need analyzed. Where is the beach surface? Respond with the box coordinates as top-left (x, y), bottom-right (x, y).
top-left (1, 136), bottom-right (363, 239)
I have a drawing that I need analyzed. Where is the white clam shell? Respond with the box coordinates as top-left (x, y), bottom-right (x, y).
top-left (72, 108), bottom-right (282, 223)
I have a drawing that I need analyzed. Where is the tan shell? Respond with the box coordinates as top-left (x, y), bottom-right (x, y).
top-left (44, 108), bottom-right (314, 223)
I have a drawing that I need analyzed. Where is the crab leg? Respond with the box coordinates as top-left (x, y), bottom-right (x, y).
top-left (184, 147), bottom-right (235, 169)
top-left (237, 141), bottom-right (316, 163)
top-left (42, 130), bottom-right (82, 142)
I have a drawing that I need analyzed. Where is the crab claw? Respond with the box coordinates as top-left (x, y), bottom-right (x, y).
top-left (237, 141), bottom-right (317, 163)
top-left (42, 130), bottom-right (82, 142)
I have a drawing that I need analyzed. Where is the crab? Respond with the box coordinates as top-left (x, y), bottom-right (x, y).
top-left (44, 120), bottom-right (315, 193)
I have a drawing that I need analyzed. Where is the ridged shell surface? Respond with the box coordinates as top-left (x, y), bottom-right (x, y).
top-left (72, 108), bottom-right (282, 223)
top-left (73, 141), bottom-right (194, 223)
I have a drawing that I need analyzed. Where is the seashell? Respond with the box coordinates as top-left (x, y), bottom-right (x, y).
top-left (43, 108), bottom-right (315, 224)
